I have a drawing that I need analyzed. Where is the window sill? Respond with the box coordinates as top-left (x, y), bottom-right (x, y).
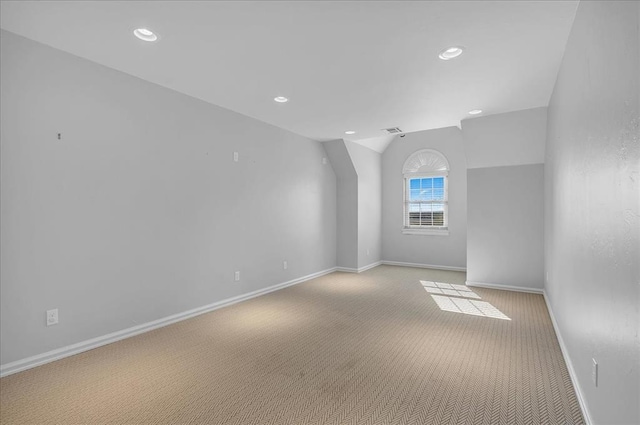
top-left (402, 228), bottom-right (449, 236)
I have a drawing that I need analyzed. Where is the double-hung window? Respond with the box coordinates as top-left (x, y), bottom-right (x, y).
top-left (402, 149), bottom-right (450, 235)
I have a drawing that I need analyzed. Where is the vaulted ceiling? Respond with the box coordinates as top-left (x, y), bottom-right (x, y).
top-left (0, 1), bottom-right (578, 152)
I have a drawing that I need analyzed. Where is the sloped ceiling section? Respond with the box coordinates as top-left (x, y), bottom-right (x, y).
top-left (0, 1), bottom-right (577, 152)
top-left (462, 107), bottom-right (548, 169)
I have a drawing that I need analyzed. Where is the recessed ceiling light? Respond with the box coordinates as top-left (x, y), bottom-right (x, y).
top-left (274, 96), bottom-right (289, 103)
top-left (438, 46), bottom-right (464, 60)
top-left (133, 28), bottom-right (158, 42)
top-left (468, 109), bottom-right (483, 115)
top-left (345, 131), bottom-right (356, 135)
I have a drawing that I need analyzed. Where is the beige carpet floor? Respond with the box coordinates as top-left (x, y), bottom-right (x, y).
top-left (0, 265), bottom-right (584, 424)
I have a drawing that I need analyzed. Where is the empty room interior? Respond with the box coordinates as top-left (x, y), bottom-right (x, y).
top-left (0, 1), bottom-right (638, 424)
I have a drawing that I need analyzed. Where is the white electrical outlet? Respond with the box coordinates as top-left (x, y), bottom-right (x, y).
top-left (283, 260), bottom-right (288, 270)
top-left (366, 249), bottom-right (370, 256)
top-left (592, 358), bottom-right (598, 386)
top-left (46, 309), bottom-right (58, 326)
top-left (546, 272), bottom-right (549, 282)
top-left (234, 271), bottom-right (240, 281)
top-left (233, 152), bottom-right (239, 162)
top-left (322, 157), bottom-right (327, 165)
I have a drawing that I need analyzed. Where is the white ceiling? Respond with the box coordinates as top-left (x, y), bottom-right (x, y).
top-left (0, 1), bottom-right (578, 152)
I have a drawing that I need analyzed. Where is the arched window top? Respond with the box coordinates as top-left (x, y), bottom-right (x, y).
top-left (403, 149), bottom-right (449, 176)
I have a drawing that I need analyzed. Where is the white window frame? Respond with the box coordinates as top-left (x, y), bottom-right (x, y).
top-left (402, 149), bottom-right (450, 236)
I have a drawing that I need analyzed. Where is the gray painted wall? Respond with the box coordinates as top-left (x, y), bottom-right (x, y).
top-left (382, 127), bottom-right (467, 269)
top-left (323, 139), bottom-right (381, 270)
top-left (0, 31), bottom-right (337, 365)
top-left (467, 164), bottom-right (544, 290)
top-left (545, 2), bottom-right (639, 424)
top-left (462, 108), bottom-right (547, 290)
top-left (344, 141), bottom-right (382, 269)
top-left (462, 107), bottom-right (547, 169)
top-left (322, 140), bottom-right (358, 269)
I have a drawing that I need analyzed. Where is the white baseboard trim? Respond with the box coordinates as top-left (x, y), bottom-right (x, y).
top-left (0, 267), bottom-right (337, 378)
top-left (358, 261), bottom-right (382, 272)
top-left (335, 261), bottom-right (382, 274)
top-left (542, 291), bottom-right (592, 425)
top-left (381, 261), bottom-right (466, 272)
top-left (465, 280), bottom-right (543, 294)
top-left (335, 267), bottom-right (358, 273)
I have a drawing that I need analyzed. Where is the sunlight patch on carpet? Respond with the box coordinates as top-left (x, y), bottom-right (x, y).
top-left (420, 280), bottom-right (481, 299)
top-left (430, 294), bottom-right (511, 320)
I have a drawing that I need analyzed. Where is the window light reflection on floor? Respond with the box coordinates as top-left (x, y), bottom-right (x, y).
top-left (420, 280), bottom-right (481, 299)
top-left (430, 294), bottom-right (511, 320)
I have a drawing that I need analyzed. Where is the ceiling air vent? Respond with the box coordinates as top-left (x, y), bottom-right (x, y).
top-left (383, 127), bottom-right (403, 134)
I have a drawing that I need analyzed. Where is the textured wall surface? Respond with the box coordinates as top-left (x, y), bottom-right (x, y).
top-left (544, 2), bottom-right (640, 424)
top-left (0, 31), bottom-right (337, 364)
